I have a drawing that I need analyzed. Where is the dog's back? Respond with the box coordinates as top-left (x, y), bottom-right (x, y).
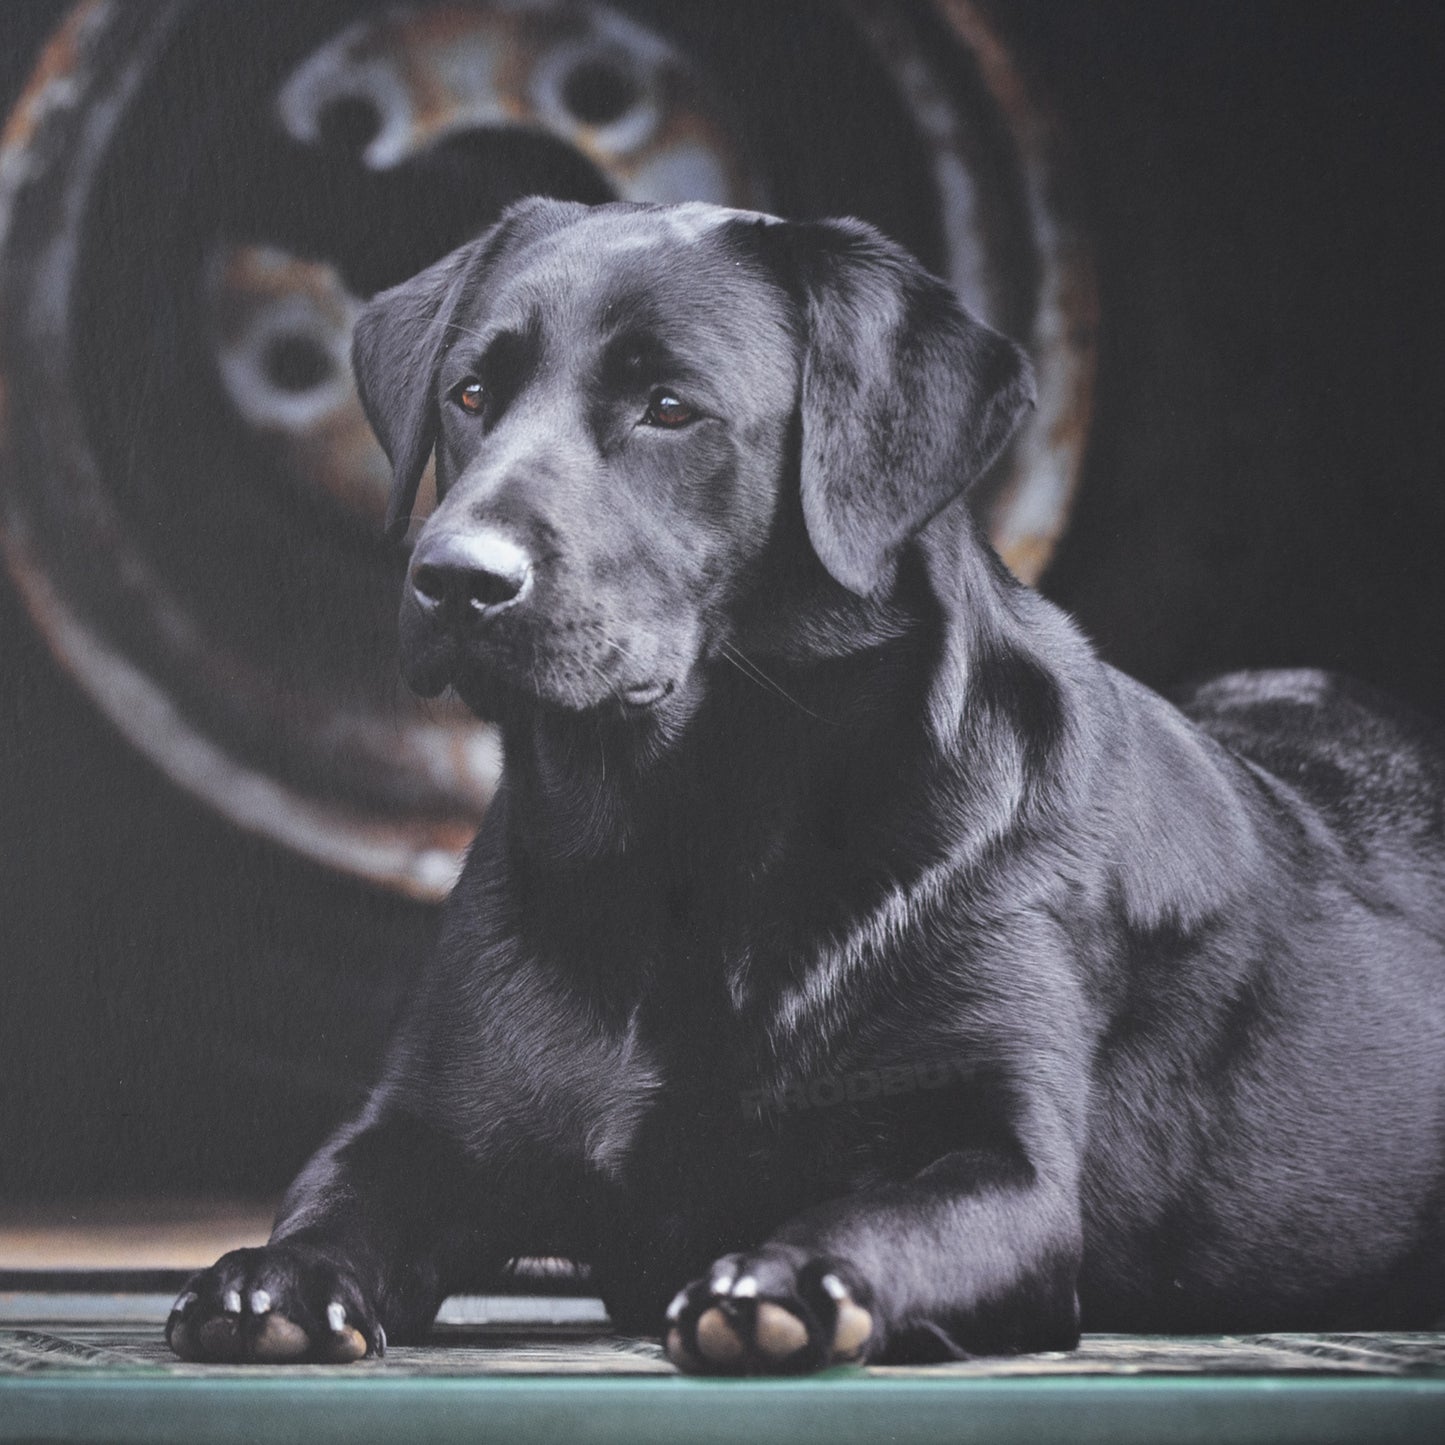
top-left (1184, 668), bottom-right (1445, 915)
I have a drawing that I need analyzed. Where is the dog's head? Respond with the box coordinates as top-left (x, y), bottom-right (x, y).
top-left (353, 198), bottom-right (1034, 722)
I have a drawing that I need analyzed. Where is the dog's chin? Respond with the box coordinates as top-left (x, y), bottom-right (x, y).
top-left (400, 644), bottom-right (461, 700)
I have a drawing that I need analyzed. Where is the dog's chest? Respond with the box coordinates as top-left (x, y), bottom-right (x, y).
top-left (594, 1059), bottom-right (881, 1275)
top-left (537, 849), bottom-right (935, 1219)
top-left (606, 986), bottom-right (892, 1203)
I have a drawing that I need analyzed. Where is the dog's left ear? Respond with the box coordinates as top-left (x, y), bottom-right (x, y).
top-left (774, 219), bottom-right (1036, 595)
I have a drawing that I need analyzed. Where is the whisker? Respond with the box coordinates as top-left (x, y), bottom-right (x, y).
top-left (590, 630), bottom-right (838, 726)
top-left (441, 321), bottom-right (491, 344)
top-left (581, 656), bottom-right (616, 693)
top-left (597, 631), bottom-right (643, 664)
top-left (720, 642), bottom-right (840, 727)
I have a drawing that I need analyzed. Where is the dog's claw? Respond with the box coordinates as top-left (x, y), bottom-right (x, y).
top-left (315, 1300), bottom-right (369, 1362)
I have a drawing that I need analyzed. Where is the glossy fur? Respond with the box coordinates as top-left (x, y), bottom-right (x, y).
top-left (169, 200), bottom-right (1445, 1369)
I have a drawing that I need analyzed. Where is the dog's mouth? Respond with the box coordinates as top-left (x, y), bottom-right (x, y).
top-left (400, 595), bottom-right (682, 718)
top-left (413, 646), bottom-right (676, 721)
top-left (617, 679), bottom-right (674, 712)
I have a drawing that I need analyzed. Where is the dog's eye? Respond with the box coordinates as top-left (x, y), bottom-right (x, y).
top-left (642, 391), bottom-right (697, 429)
top-left (451, 379), bottom-right (486, 416)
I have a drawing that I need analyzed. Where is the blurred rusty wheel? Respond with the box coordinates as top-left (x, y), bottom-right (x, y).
top-left (0, 0), bottom-right (1094, 897)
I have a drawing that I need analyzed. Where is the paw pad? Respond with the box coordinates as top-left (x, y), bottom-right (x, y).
top-left (753, 1301), bottom-right (809, 1357)
top-left (695, 1306), bottom-right (747, 1364)
top-left (664, 1253), bottom-right (874, 1374)
top-left (250, 1313), bottom-right (310, 1362)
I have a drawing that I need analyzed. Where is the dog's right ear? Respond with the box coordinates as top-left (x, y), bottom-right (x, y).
top-left (352, 244), bottom-right (471, 543)
top-left (352, 197), bottom-right (589, 541)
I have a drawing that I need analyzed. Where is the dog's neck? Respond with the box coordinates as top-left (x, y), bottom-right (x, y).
top-left (492, 520), bottom-right (1076, 941)
top-left (498, 617), bottom-right (933, 869)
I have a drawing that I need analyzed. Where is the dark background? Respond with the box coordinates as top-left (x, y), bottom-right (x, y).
top-left (1, 1), bottom-right (1442, 1206)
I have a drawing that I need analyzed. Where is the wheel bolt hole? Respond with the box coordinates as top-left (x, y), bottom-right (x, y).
top-left (561, 57), bottom-right (641, 127)
top-left (316, 94), bottom-right (383, 152)
top-left (262, 333), bottom-right (334, 394)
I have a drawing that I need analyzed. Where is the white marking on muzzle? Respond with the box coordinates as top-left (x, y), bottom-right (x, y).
top-left (467, 529), bottom-right (534, 596)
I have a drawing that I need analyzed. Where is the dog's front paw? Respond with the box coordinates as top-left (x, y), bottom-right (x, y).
top-left (664, 1247), bottom-right (875, 1374)
top-left (166, 1245), bottom-right (384, 1364)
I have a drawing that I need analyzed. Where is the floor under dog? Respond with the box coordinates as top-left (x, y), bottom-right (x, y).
top-left (3, 1203), bottom-right (1443, 1444)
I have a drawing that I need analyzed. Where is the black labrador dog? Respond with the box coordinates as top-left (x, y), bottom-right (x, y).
top-left (169, 198), bottom-right (1445, 1371)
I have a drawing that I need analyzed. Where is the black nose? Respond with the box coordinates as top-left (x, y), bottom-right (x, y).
top-left (410, 531), bottom-right (534, 619)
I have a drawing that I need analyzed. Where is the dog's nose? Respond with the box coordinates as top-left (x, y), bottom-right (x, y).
top-left (410, 531), bottom-right (533, 619)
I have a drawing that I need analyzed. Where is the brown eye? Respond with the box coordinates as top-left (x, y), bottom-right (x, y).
top-left (643, 391), bottom-right (696, 428)
top-left (453, 380), bottom-right (485, 415)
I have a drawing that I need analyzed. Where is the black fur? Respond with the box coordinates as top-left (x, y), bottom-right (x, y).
top-left (169, 200), bottom-right (1445, 1369)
